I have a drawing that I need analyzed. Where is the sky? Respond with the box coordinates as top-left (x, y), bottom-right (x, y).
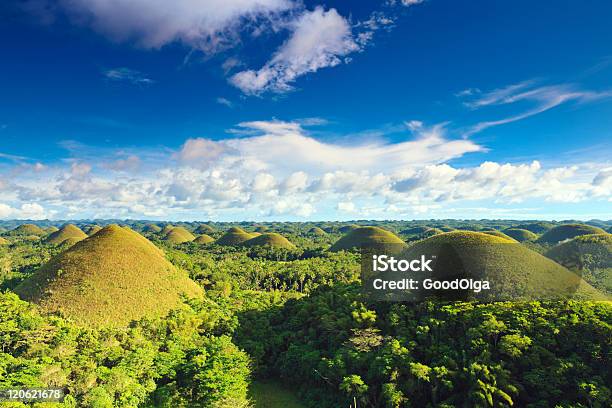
top-left (0, 0), bottom-right (611, 221)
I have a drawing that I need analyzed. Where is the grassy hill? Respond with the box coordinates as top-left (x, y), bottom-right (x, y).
top-left (399, 231), bottom-right (604, 301)
top-left (216, 227), bottom-right (255, 246)
top-left (195, 224), bottom-right (216, 234)
top-left (45, 224), bottom-right (88, 245)
top-left (545, 234), bottom-right (611, 294)
top-left (481, 229), bottom-right (518, 242)
top-left (515, 222), bottom-right (555, 234)
top-left (0, 237), bottom-right (8, 245)
top-left (160, 224), bottom-right (175, 235)
top-left (143, 223), bottom-right (162, 233)
top-left (503, 228), bottom-right (538, 242)
top-left (308, 227), bottom-right (327, 236)
top-left (243, 233), bottom-right (296, 249)
top-left (164, 227), bottom-right (196, 244)
top-left (330, 226), bottom-right (406, 252)
top-left (537, 224), bottom-right (606, 243)
top-left (8, 224), bottom-right (46, 236)
top-left (84, 225), bottom-right (102, 236)
top-left (194, 234), bottom-right (215, 244)
top-left (339, 224), bottom-right (359, 233)
top-left (45, 226), bottom-right (59, 234)
top-left (14, 225), bottom-right (202, 326)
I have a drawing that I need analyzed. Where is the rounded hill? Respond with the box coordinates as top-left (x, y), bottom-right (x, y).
top-left (194, 234), bottom-right (215, 244)
top-left (399, 231), bottom-right (603, 300)
top-left (10, 224), bottom-right (46, 236)
top-left (339, 224), bottom-right (359, 233)
top-left (84, 225), bottom-right (102, 236)
top-left (537, 224), bottom-right (606, 244)
top-left (243, 233), bottom-right (296, 249)
top-left (160, 224), bottom-right (175, 235)
top-left (216, 227), bottom-right (255, 246)
top-left (515, 222), bottom-right (555, 234)
top-left (164, 227), bottom-right (195, 244)
top-left (481, 230), bottom-right (518, 242)
top-left (45, 224), bottom-right (88, 245)
top-left (143, 223), bottom-right (162, 233)
top-left (195, 224), bottom-right (216, 234)
top-left (14, 225), bottom-right (202, 326)
top-left (502, 228), bottom-right (538, 242)
top-left (330, 226), bottom-right (406, 252)
top-left (45, 226), bottom-right (59, 234)
top-left (308, 227), bottom-right (327, 236)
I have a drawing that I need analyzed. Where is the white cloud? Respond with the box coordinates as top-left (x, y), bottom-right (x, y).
top-left (0, 203), bottom-right (49, 220)
top-left (230, 7), bottom-right (359, 94)
top-left (460, 81), bottom-right (612, 135)
top-left (3, 119), bottom-right (610, 220)
top-left (216, 97), bottom-right (234, 108)
top-left (54, 0), bottom-right (295, 52)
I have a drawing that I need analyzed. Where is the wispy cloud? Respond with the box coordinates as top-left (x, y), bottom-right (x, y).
top-left (216, 97), bottom-right (234, 108)
top-left (459, 81), bottom-right (612, 136)
top-left (103, 67), bottom-right (154, 85)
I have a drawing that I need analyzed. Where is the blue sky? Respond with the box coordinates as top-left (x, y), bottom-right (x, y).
top-left (0, 0), bottom-right (611, 221)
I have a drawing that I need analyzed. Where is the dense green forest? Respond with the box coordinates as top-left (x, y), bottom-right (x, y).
top-left (0, 219), bottom-right (610, 407)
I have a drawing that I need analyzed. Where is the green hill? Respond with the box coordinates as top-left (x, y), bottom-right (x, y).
top-left (243, 233), bottom-right (296, 249)
top-left (481, 230), bottom-right (518, 242)
top-left (84, 225), bottom-right (102, 236)
top-left (164, 227), bottom-right (195, 244)
top-left (339, 224), bottom-right (359, 233)
top-left (216, 227), bottom-right (255, 246)
top-left (515, 222), bottom-right (555, 234)
top-left (400, 226), bottom-right (431, 235)
top-left (45, 226), bottom-right (59, 234)
top-left (45, 224), bottom-right (88, 245)
top-left (397, 231), bottom-right (604, 301)
top-left (537, 224), bottom-right (606, 243)
top-left (330, 226), bottom-right (406, 252)
top-left (160, 224), bottom-right (175, 235)
top-left (143, 223), bottom-right (162, 233)
top-left (194, 224), bottom-right (216, 234)
top-left (545, 234), bottom-right (611, 294)
top-left (502, 228), bottom-right (538, 242)
top-left (254, 225), bottom-right (268, 233)
top-left (308, 227), bottom-right (327, 236)
top-left (194, 234), bottom-right (215, 244)
top-left (14, 225), bottom-right (202, 326)
top-left (9, 224), bottom-right (46, 236)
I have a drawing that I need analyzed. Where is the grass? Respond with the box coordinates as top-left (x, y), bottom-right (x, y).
top-left (401, 231), bottom-right (605, 300)
top-left (15, 225), bottom-right (202, 326)
top-left (195, 224), bottom-right (216, 234)
top-left (84, 225), bottom-right (102, 236)
top-left (330, 226), bottom-right (406, 252)
top-left (8, 224), bottom-right (46, 236)
top-left (143, 223), bottom-right (162, 233)
top-left (45, 224), bottom-right (88, 245)
top-left (216, 227), bottom-right (255, 246)
top-left (503, 228), bottom-right (538, 242)
top-left (515, 221), bottom-right (555, 234)
top-left (243, 233), bottom-right (296, 249)
top-left (0, 237), bottom-right (8, 245)
top-left (164, 226), bottom-right (195, 244)
top-left (481, 229), bottom-right (518, 242)
top-left (194, 234), bottom-right (215, 244)
top-left (249, 381), bottom-right (305, 408)
top-left (308, 227), bottom-right (327, 236)
top-left (537, 224), bottom-right (607, 243)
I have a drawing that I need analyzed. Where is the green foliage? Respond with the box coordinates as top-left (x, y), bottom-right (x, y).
top-left (538, 224), bottom-right (607, 244)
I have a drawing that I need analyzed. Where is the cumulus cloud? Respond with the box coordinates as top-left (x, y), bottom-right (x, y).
top-left (3, 119), bottom-right (610, 220)
top-left (0, 203), bottom-right (49, 220)
top-left (230, 7), bottom-right (359, 94)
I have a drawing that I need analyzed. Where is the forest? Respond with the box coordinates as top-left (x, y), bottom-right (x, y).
top-left (0, 219), bottom-right (610, 407)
